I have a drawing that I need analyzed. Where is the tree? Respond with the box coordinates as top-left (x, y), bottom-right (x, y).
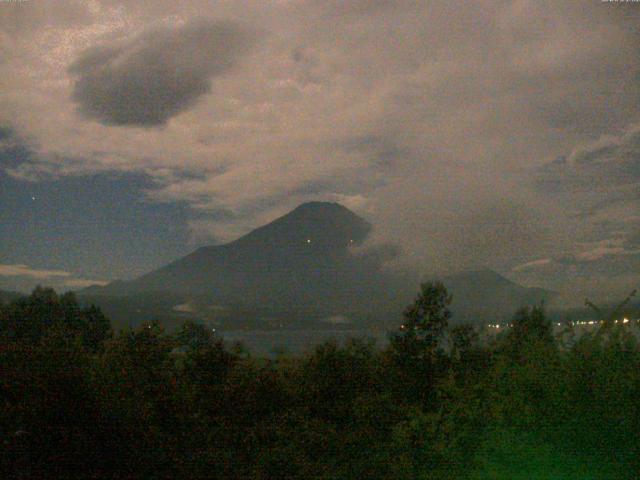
top-left (0, 287), bottom-right (111, 350)
top-left (502, 304), bottom-right (554, 359)
top-left (81, 305), bottom-right (111, 352)
top-left (450, 324), bottom-right (479, 360)
top-left (388, 281), bottom-right (453, 407)
top-left (400, 281), bottom-right (452, 348)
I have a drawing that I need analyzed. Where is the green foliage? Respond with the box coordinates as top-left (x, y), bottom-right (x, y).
top-left (508, 305), bottom-right (554, 348)
top-left (388, 282), bottom-right (453, 407)
top-left (0, 286), bottom-right (111, 350)
top-left (1, 284), bottom-right (639, 479)
top-left (469, 428), bottom-right (618, 480)
top-left (400, 281), bottom-right (453, 347)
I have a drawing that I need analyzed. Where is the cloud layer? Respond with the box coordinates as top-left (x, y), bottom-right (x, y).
top-left (69, 20), bottom-right (253, 126)
top-left (0, 264), bottom-right (108, 292)
top-left (0, 264), bottom-right (72, 279)
top-left (1, 0), bottom-right (639, 298)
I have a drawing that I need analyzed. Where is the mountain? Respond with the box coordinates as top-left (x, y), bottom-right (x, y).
top-left (82, 203), bottom-right (556, 329)
top-left (82, 202), bottom-right (401, 327)
top-left (436, 268), bottom-right (556, 324)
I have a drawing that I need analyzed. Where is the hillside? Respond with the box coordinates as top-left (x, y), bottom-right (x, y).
top-left (82, 203), bottom-right (556, 329)
top-left (436, 268), bottom-right (556, 324)
top-left (82, 202), bottom-right (401, 327)
top-left (105, 202), bottom-right (375, 299)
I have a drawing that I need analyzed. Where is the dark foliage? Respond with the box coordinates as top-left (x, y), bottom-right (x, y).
top-left (1, 285), bottom-right (639, 479)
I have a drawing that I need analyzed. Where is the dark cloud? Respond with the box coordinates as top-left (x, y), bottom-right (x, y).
top-left (528, 125), bottom-right (640, 293)
top-left (625, 229), bottom-right (640, 249)
top-left (533, 124), bottom-right (640, 256)
top-left (3, 0), bottom-right (640, 297)
top-left (536, 124), bottom-right (640, 193)
top-left (511, 251), bottom-right (640, 304)
top-left (69, 20), bottom-right (253, 126)
top-left (340, 135), bottom-right (407, 169)
top-left (0, 128), bottom-right (35, 170)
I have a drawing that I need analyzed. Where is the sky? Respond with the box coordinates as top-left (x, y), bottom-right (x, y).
top-left (0, 0), bottom-right (639, 300)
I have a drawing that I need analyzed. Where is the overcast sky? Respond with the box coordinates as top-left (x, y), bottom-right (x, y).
top-left (1, 0), bottom-right (639, 300)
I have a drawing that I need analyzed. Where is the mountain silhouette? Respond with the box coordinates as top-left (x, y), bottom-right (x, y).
top-left (436, 268), bottom-right (556, 324)
top-left (83, 202), bottom-right (555, 329)
top-left (85, 202), bottom-right (395, 312)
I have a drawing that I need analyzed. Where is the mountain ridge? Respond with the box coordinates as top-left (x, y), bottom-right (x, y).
top-left (435, 267), bottom-right (556, 324)
top-left (81, 202), bottom-right (555, 328)
top-left (83, 201), bottom-right (384, 300)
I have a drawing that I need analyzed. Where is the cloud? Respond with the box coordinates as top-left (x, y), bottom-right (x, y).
top-left (69, 19), bottom-right (253, 126)
top-left (0, 264), bottom-right (72, 279)
top-left (512, 236), bottom-right (640, 275)
top-left (536, 123), bottom-right (640, 193)
top-left (0, 264), bottom-right (108, 290)
top-left (2, 0), bottom-right (640, 297)
top-left (322, 315), bottom-right (351, 325)
top-left (512, 258), bottom-right (552, 272)
top-left (509, 237), bottom-right (640, 302)
top-left (531, 124), bottom-right (640, 285)
top-left (576, 246), bottom-right (640, 263)
top-left (625, 229), bottom-right (640, 249)
top-left (62, 278), bottom-right (110, 289)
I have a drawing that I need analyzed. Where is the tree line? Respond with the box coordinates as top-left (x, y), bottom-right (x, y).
top-left (1, 284), bottom-right (639, 479)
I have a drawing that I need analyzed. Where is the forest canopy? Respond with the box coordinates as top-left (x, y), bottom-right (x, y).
top-left (1, 284), bottom-right (639, 479)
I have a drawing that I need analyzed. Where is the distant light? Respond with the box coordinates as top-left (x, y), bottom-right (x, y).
top-left (31, 196), bottom-right (36, 201)
top-left (306, 239), bottom-right (311, 243)
top-left (623, 318), bottom-right (629, 324)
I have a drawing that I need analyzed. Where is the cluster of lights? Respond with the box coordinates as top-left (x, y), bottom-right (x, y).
top-left (570, 318), bottom-right (632, 326)
top-left (398, 318), bottom-right (637, 332)
top-left (399, 324), bottom-right (421, 331)
top-left (303, 238), bottom-right (355, 244)
top-left (486, 318), bottom-right (635, 329)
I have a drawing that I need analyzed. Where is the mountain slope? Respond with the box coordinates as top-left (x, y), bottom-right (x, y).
top-left (436, 268), bottom-right (556, 324)
top-left (83, 203), bottom-right (556, 328)
top-left (84, 202), bottom-right (394, 312)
